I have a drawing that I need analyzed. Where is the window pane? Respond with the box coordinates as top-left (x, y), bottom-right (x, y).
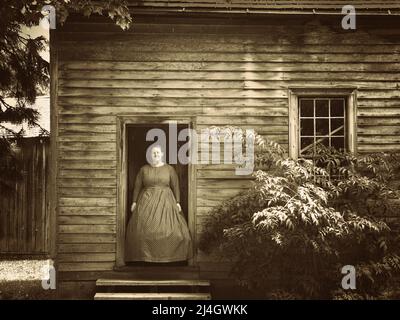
top-left (316, 119), bottom-right (329, 136)
top-left (315, 99), bottom-right (329, 117)
top-left (300, 119), bottom-right (314, 136)
top-left (331, 118), bottom-right (344, 135)
top-left (300, 99), bottom-right (314, 117)
top-left (331, 99), bottom-right (344, 117)
top-left (316, 136), bottom-right (329, 148)
top-left (331, 137), bottom-right (345, 151)
top-left (301, 137), bottom-right (314, 155)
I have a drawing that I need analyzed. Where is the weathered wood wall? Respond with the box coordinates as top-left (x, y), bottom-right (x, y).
top-left (54, 14), bottom-right (400, 289)
top-left (126, 0), bottom-right (400, 13)
top-left (0, 138), bottom-right (50, 254)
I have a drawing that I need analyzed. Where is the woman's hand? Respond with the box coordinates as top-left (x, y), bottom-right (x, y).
top-left (177, 203), bottom-right (182, 212)
top-left (131, 202), bottom-right (137, 213)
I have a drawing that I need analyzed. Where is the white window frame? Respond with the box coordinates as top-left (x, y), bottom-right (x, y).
top-left (288, 88), bottom-right (357, 159)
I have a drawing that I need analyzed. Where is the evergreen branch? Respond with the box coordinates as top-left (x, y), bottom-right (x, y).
top-left (0, 97), bottom-right (13, 110)
top-left (0, 124), bottom-right (19, 136)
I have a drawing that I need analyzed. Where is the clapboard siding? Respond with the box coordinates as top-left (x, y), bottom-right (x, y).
top-left (59, 207), bottom-right (116, 215)
top-left (59, 51), bottom-right (400, 63)
top-left (55, 14), bottom-right (400, 283)
top-left (125, 0), bottom-right (400, 12)
top-left (58, 234), bottom-right (116, 243)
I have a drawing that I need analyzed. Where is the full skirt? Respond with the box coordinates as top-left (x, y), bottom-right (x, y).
top-left (125, 186), bottom-right (193, 262)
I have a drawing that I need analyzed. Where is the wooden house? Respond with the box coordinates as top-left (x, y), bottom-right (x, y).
top-left (49, 1), bottom-right (400, 298)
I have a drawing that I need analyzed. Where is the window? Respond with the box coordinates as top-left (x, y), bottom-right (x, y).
top-left (288, 89), bottom-right (357, 159)
top-left (299, 98), bottom-right (346, 157)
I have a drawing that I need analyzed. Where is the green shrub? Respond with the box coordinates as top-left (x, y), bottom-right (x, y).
top-left (199, 132), bottom-right (400, 299)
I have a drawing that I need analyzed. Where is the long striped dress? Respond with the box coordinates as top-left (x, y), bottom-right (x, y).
top-left (125, 164), bottom-right (193, 262)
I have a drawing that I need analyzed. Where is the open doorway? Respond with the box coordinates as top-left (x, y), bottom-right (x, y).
top-left (125, 124), bottom-right (190, 266)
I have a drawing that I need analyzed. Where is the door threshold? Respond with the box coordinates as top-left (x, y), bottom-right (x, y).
top-left (114, 265), bottom-right (199, 272)
top-left (111, 264), bottom-right (200, 280)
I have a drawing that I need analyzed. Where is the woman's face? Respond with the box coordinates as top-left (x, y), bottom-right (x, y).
top-left (151, 146), bottom-right (163, 164)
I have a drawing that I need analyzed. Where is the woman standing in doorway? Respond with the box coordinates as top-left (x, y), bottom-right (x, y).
top-left (125, 145), bottom-right (193, 262)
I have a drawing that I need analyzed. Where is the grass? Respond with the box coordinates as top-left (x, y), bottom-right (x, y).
top-left (0, 256), bottom-right (58, 300)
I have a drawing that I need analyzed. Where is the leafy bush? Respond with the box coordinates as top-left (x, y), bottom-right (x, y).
top-left (199, 132), bottom-right (400, 299)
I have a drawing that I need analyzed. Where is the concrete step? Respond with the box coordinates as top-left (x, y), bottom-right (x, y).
top-left (96, 279), bottom-right (210, 287)
top-left (94, 292), bottom-right (211, 300)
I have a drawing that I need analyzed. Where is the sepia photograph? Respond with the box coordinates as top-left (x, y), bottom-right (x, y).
top-left (0, 0), bottom-right (400, 306)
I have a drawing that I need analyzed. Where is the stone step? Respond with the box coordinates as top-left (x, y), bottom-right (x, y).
top-left (110, 266), bottom-right (200, 280)
top-left (94, 292), bottom-right (211, 300)
top-left (96, 279), bottom-right (210, 287)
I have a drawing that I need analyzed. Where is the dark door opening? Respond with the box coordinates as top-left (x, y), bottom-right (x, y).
top-left (125, 124), bottom-right (189, 266)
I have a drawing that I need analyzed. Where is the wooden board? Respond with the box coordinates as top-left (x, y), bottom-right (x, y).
top-left (0, 138), bottom-right (50, 254)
